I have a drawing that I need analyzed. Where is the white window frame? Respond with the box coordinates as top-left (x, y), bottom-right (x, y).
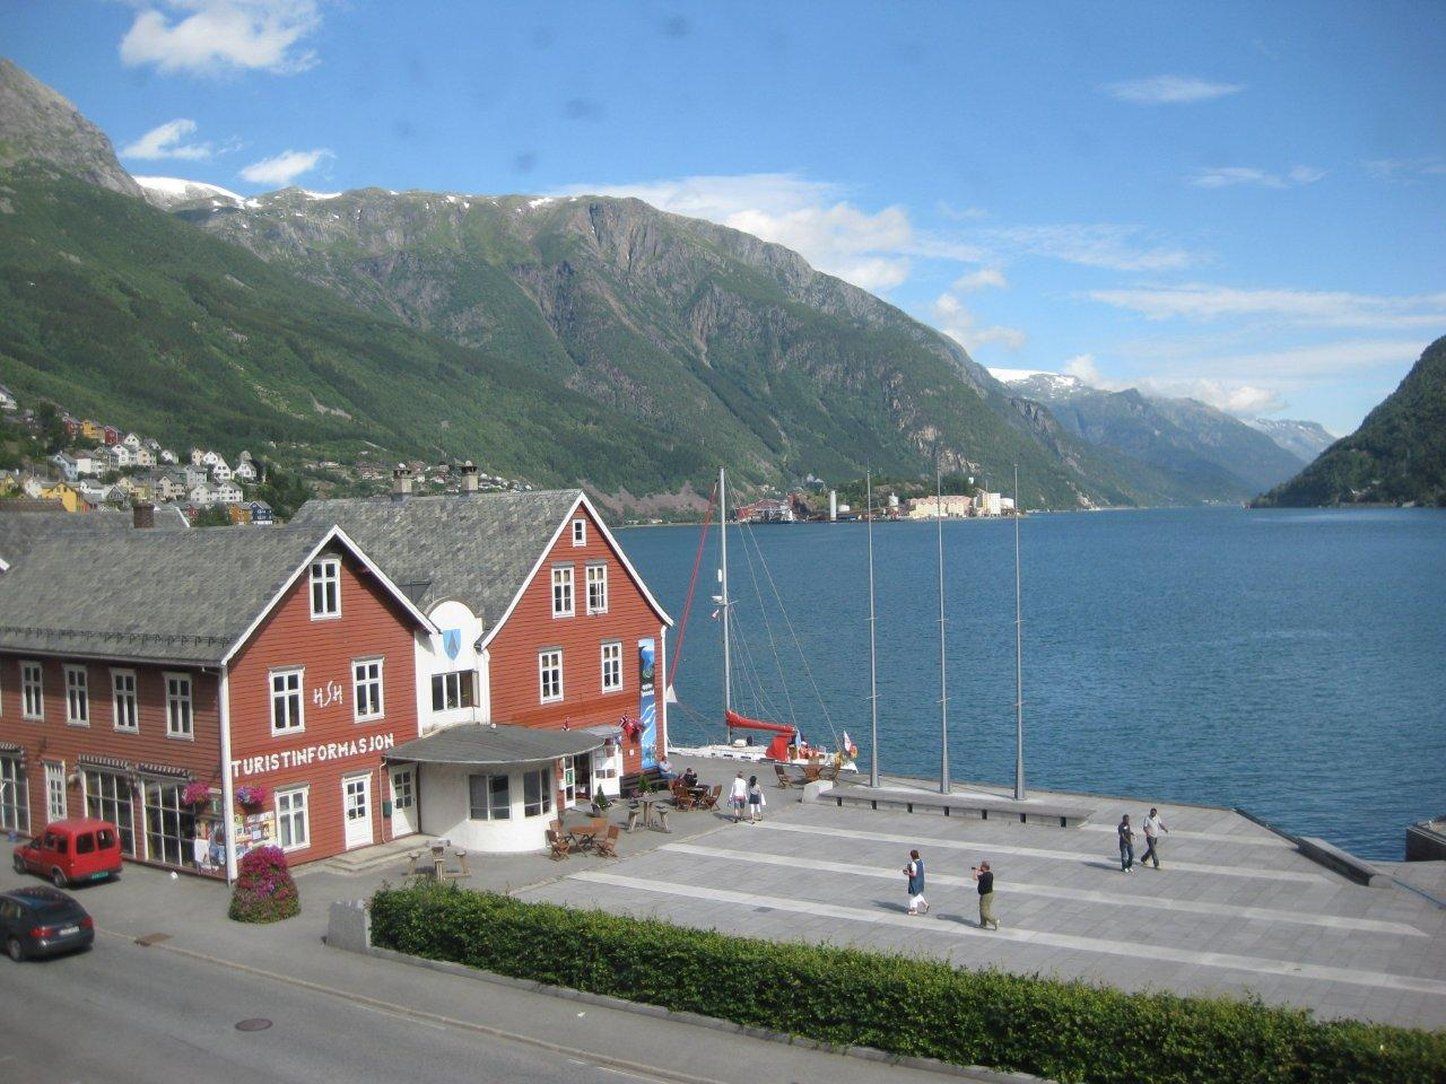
top-left (111, 669), bottom-right (139, 732)
top-left (309, 557), bottom-right (341, 619)
top-left (523, 767), bottom-right (553, 818)
top-left (586, 563), bottom-right (609, 614)
top-left (551, 565), bottom-right (574, 618)
top-left (275, 785), bottom-right (310, 852)
top-left (352, 658), bottom-right (384, 722)
top-left (45, 762), bottom-right (67, 821)
top-left (467, 773), bottom-right (511, 821)
top-left (270, 668), bottom-right (305, 734)
top-left (571, 518), bottom-right (586, 546)
top-left (64, 664), bottom-right (89, 726)
top-left (601, 641), bottom-right (623, 693)
top-left (164, 671), bottom-right (194, 740)
top-left (430, 670), bottom-right (475, 712)
top-left (21, 661), bottom-right (43, 720)
top-left (538, 649), bottom-right (563, 704)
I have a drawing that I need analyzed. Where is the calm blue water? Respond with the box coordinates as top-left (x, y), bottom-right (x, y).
top-left (620, 508), bottom-right (1446, 860)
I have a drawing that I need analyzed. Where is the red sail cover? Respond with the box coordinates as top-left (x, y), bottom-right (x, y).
top-left (725, 710), bottom-right (795, 735)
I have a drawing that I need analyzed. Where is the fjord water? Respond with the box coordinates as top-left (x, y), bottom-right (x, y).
top-left (622, 508), bottom-right (1446, 860)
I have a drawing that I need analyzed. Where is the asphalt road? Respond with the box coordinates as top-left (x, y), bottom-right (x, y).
top-left (1, 932), bottom-right (682, 1084)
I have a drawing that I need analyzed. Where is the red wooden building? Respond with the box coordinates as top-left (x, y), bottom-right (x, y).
top-left (0, 522), bottom-right (432, 879)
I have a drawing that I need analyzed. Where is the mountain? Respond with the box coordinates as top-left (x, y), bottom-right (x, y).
top-left (0, 59), bottom-right (141, 200)
top-left (0, 57), bottom-right (1170, 511)
top-left (1254, 336), bottom-right (1446, 507)
top-left (1246, 417), bottom-right (1336, 463)
top-left (994, 370), bottom-right (1305, 501)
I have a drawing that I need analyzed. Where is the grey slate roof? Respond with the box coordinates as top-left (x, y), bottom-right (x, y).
top-left (0, 524), bottom-right (338, 664)
top-left (290, 491), bottom-right (583, 630)
top-left (388, 723), bottom-right (604, 766)
top-left (0, 506), bottom-right (188, 569)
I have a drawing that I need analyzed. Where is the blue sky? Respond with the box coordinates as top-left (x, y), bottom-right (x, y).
top-left (4, 2), bottom-right (1444, 434)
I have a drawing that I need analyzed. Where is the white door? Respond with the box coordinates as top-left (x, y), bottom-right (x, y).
top-left (343, 774), bottom-right (373, 850)
top-left (390, 768), bottom-right (417, 836)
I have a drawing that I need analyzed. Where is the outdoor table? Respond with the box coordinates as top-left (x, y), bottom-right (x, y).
top-left (430, 841), bottom-right (447, 879)
top-left (568, 824), bottom-right (605, 850)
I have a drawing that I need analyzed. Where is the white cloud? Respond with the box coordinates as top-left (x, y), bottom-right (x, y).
top-left (1087, 284), bottom-right (1446, 329)
top-left (1190, 165), bottom-right (1326, 189)
top-left (950, 268), bottom-right (1007, 292)
top-left (119, 1), bottom-right (323, 76)
top-left (557, 173), bottom-right (918, 292)
top-left (1061, 354), bottom-right (1105, 385)
top-left (1136, 377), bottom-right (1286, 417)
top-left (1180, 339), bottom-right (1429, 380)
top-left (1104, 76), bottom-right (1244, 105)
top-left (931, 292), bottom-right (1026, 352)
top-left (121, 118), bottom-right (212, 160)
top-left (1364, 157), bottom-right (1446, 181)
top-left (239, 148), bottom-right (332, 185)
top-left (989, 224), bottom-right (1197, 272)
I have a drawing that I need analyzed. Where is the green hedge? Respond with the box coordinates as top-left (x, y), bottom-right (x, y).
top-left (369, 882), bottom-right (1445, 1084)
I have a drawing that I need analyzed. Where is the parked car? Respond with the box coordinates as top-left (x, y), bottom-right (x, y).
top-left (0, 886), bottom-right (94, 961)
top-left (12, 818), bottom-right (123, 888)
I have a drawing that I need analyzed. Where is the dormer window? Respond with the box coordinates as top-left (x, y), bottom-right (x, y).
top-left (571, 518), bottom-right (586, 546)
top-left (310, 558), bottom-right (341, 618)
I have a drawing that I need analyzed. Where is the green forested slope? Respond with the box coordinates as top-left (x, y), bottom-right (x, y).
top-left (1254, 335), bottom-right (1446, 507)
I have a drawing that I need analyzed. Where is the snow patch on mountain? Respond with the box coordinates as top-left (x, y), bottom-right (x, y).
top-left (135, 175), bottom-right (244, 209)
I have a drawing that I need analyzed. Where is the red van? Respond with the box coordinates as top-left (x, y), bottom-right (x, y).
top-left (12, 818), bottom-right (124, 888)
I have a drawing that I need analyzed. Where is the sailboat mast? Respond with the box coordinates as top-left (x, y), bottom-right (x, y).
top-left (937, 467), bottom-right (950, 794)
top-left (1014, 464), bottom-right (1025, 800)
top-left (867, 470), bottom-right (880, 788)
top-left (719, 468), bottom-right (732, 723)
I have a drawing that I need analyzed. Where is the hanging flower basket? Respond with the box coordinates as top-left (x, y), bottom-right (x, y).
top-left (235, 784), bottom-right (269, 811)
top-left (181, 781), bottom-right (212, 808)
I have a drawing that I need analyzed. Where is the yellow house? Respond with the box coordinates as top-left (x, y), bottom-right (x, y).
top-left (80, 419), bottom-right (104, 441)
top-left (39, 481), bottom-right (94, 513)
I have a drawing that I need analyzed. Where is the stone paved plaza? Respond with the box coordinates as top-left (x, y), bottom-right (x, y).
top-left (512, 769), bottom-right (1446, 1030)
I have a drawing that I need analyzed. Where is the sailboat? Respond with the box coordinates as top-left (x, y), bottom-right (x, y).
top-left (669, 468), bottom-right (859, 772)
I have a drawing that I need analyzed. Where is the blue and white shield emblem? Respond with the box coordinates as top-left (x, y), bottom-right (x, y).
top-left (442, 629), bottom-right (462, 660)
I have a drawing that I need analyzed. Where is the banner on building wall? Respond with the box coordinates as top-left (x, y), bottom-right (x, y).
top-left (638, 638), bottom-right (657, 769)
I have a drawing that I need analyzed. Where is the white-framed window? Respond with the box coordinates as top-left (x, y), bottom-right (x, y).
top-left (21, 661), bottom-right (43, 720)
top-left (270, 669), bottom-right (304, 733)
top-left (111, 669), bottom-right (138, 732)
top-left (538, 649), bottom-right (563, 703)
top-left (586, 563), bottom-right (608, 614)
top-left (45, 762), bottom-right (67, 820)
top-left (561, 755), bottom-right (576, 806)
top-left (551, 565), bottom-right (574, 617)
top-left (64, 665), bottom-right (89, 726)
top-left (430, 670), bottom-right (475, 711)
top-left (353, 659), bottom-right (384, 721)
top-left (164, 672), bottom-right (193, 739)
top-left (0, 754), bottom-right (29, 835)
top-left (601, 641), bottom-right (623, 692)
top-left (391, 769), bottom-right (414, 811)
top-left (468, 773), bottom-right (510, 820)
top-left (309, 557), bottom-right (341, 619)
top-left (275, 786), bottom-right (310, 851)
top-left (571, 518), bottom-right (586, 546)
top-left (523, 768), bottom-right (553, 818)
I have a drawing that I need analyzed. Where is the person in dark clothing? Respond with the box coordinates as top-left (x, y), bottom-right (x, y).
top-left (1118, 814), bottom-right (1135, 872)
top-left (972, 861), bottom-right (1000, 929)
top-left (903, 849), bottom-right (928, 914)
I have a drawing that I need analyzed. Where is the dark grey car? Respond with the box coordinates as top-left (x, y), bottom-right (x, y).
top-left (0, 886), bottom-right (95, 961)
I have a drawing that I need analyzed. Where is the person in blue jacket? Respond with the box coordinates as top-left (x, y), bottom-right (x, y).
top-left (903, 849), bottom-right (928, 915)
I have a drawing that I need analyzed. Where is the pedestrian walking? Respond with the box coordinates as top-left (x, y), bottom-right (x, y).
top-left (903, 849), bottom-right (928, 915)
top-left (972, 860), bottom-right (1000, 929)
top-left (729, 772), bottom-right (749, 823)
top-left (746, 775), bottom-right (766, 823)
top-left (1118, 813), bottom-right (1135, 872)
top-left (1141, 807), bottom-right (1169, 869)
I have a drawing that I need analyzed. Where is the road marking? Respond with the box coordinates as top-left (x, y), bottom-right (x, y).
top-left (1078, 823), bottom-right (1290, 847)
top-left (660, 843), bottom-right (1427, 937)
top-left (758, 820), bottom-right (1329, 882)
top-left (565, 871), bottom-right (1446, 998)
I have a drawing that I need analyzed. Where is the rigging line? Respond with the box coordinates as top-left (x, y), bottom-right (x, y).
top-left (667, 480), bottom-right (717, 693)
top-left (746, 521), bottom-right (839, 742)
top-left (739, 521), bottom-right (799, 730)
top-left (729, 612), bottom-right (784, 721)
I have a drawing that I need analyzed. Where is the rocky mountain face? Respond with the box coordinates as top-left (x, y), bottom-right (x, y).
top-left (997, 371), bottom-right (1306, 500)
top-left (1246, 417), bottom-right (1336, 463)
top-left (1255, 336), bottom-right (1446, 507)
top-left (170, 185), bottom-right (1147, 508)
top-left (0, 59), bottom-right (142, 200)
